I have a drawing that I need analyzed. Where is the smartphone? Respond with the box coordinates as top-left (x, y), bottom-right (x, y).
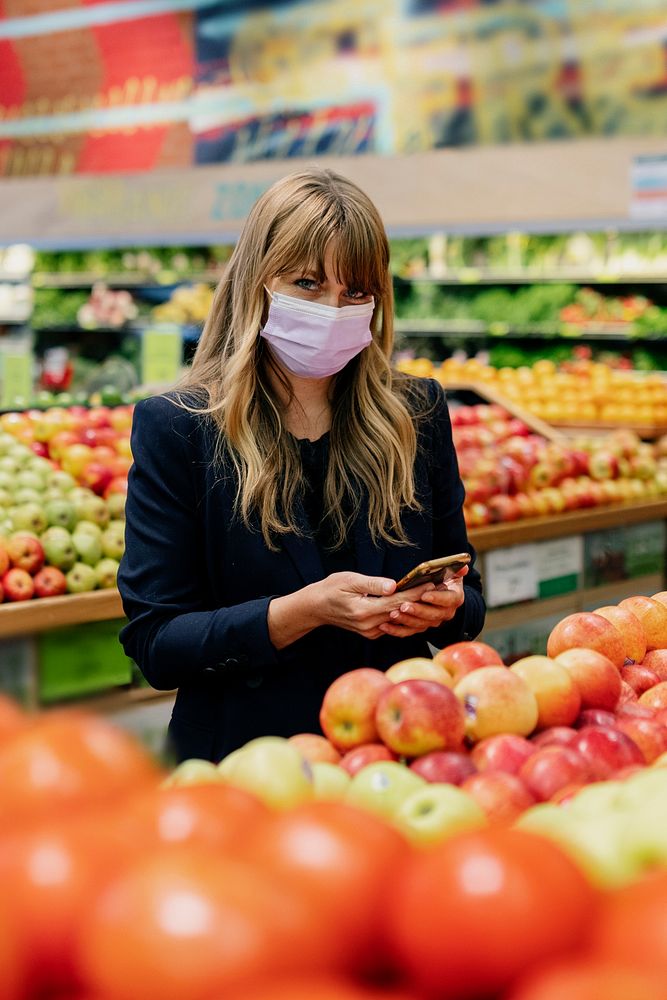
top-left (395, 552), bottom-right (471, 593)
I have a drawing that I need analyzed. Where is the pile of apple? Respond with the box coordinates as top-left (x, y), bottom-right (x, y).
top-left (0, 426), bottom-right (127, 601)
top-left (454, 405), bottom-right (667, 526)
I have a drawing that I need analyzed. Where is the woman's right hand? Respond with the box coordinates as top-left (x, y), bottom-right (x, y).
top-left (308, 571), bottom-right (435, 640)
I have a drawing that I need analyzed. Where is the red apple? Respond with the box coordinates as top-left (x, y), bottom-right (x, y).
top-left (553, 648), bottom-right (622, 711)
top-left (621, 664), bottom-right (661, 697)
top-left (573, 725), bottom-right (644, 780)
top-left (2, 568), bottom-right (35, 602)
top-left (433, 640), bottom-right (504, 683)
top-left (470, 734), bottom-right (535, 776)
top-left (615, 716), bottom-right (667, 763)
top-left (550, 782), bottom-right (587, 805)
top-left (375, 680), bottom-right (466, 757)
top-left (409, 750), bottom-right (476, 786)
top-left (574, 708), bottom-right (618, 729)
top-left (639, 649), bottom-right (667, 682)
top-left (32, 566), bottom-right (68, 599)
top-left (650, 590), bottom-right (667, 609)
top-left (385, 658), bottom-right (453, 688)
top-left (460, 772), bottom-right (535, 825)
top-left (509, 655), bottom-right (581, 729)
top-left (617, 680), bottom-right (639, 706)
top-left (638, 682), bottom-right (667, 712)
top-left (454, 667), bottom-right (539, 742)
top-left (287, 733), bottom-right (341, 765)
top-left (319, 668), bottom-right (392, 751)
top-left (547, 613), bottom-right (626, 669)
top-left (593, 605), bottom-right (647, 664)
top-left (619, 597), bottom-right (667, 652)
top-left (518, 745), bottom-right (591, 802)
top-left (6, 535), bottom-right (45, 576)
top-left (0, 547), bottom-right (9, 577)
top-left (80, 462), bottom-right (114, 497)
top-left (530, 726), bottom-right (580, 750)
top-left (339, 743), bottom-right (398, 777)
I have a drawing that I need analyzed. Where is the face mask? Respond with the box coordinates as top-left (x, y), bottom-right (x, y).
top-left (260, 289), bottom-right (374, 379)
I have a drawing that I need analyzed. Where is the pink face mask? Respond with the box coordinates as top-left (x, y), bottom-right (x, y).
top-left (260, 289), bottom-right (375, 379)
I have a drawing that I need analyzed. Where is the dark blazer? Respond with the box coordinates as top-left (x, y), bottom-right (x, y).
top-left (118, 379), bottom-right (485, 763)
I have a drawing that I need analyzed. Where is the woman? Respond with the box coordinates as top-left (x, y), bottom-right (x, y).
top-left (118, 168), bottom-right (485, 763)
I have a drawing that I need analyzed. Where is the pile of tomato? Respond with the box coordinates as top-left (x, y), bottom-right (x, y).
top-left (0, 694), bottom-right (665, 1000)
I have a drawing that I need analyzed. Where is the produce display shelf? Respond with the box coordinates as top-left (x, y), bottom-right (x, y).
top-left (469, 498), bottom-right (667, 553)
top-left (552, 420), bottom-right (665, 440)
top-left (67, 684), bottom-right (176, 716)
top-left (0, 589), bottom-right (123, 640)
top-left (394, 271), bottom-right (667, 285)
top-left (394, 319), bottom-right (653, 341)
top-left (32, 271), bottom-right (222, 289)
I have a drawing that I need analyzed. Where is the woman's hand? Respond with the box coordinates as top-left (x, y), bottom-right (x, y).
top-left (377, 566), bottom-right (468, 639)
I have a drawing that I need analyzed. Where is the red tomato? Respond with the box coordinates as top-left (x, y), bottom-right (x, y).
top-left (0, 694), bottom-right (29, 748)
top-left (591, 870), bottom-right (667, 980)
top-left (506, 959), bottom-right (666, 1000)
top-left (383, 827), bottom-right (598, 999)
top-left (229, 977), bottom-right (422, 1000)
top-left (76, 847), bottom-right (336, 1000)
top-left (0, 709), bottom-right (161, 826)
top-left (118, 783), bottom-right (270, 851)
top-left (240, 800), bottom-right (409, 971)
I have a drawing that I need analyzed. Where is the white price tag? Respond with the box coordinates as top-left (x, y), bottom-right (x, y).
top-left (485, 544), bottom-right (538, 608)
top-left (536, 536), bottom-right (583, 583)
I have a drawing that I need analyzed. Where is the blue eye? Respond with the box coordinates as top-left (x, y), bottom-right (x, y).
top-left (346, 289), bottom-right (368, 300)
top-left (295, 278), bottom-right (319, 291)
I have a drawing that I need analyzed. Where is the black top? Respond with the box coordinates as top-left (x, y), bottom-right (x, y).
top-left (296, 433), bottom-right (355, 577)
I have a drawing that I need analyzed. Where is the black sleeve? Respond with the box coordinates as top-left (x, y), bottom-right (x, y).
top-left (420, 379), bottom-right (486, 648)
top-left (118, 396), bottom-right (279, 691)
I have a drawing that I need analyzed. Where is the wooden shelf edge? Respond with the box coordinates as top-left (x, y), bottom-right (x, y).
top-left (52, 686), bottom-right (176, 715)
top-left (469, 498), bottom-right (667, 552)
top-left (0, 589), bottom-right (124, 639)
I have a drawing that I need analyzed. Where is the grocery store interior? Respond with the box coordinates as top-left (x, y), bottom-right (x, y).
top-left (3, 3), bottom-right (667, 999)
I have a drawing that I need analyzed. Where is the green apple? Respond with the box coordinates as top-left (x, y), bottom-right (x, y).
top-left (69, 487), bottom-right (96, 504)
top-left (162, 758), bottom-right (222, 788)
top-left (394, 783), bottom-right (487, 847)
top-left (7, 447), bottom-right (32, 468)
top-left (72, 531), bottom-right (103, 567)
top-left (73, 495), bottom-right (110, 528)
top-left (345, 761), bottom-right (425, 819)
top-left (41, 526), bottom-right (76, 570)
top-left (107, 494), bottom-right (126, 520)
top-left (567, 781), bottom-right (625, 819)
top-left (0, 472), bottom-right (13, 492)
top-left (0, 457), bottom-right (22, 477)
top-left (16, 470), bottom-right (45, 493)
top-left (311, 762), bottom-right (351, 800)
top-left (0, 489), bottom-right (12, 507)
top-left (44, 498), bottom-right (77, 531)
top-left (617, 768), bottom-right (667, 809)
top-left (13, 488), bottom-right (43, 506)
top-left (73, 520), bottom-right (103, 540)
top-left (218, 736), bottom-right (314, 809)
top-left (12, 503), bottom-right (47, 535)
top-left (101, 525), bottom-right (125, 560)
top-left (95, 557), bottom-right (119, 589)
top-left (66, 561), bottom-right (98, 593)
top-left (48, 471), bottom-right (76, 493)
top-left (0, 434), bottom-right (15, 457)
top-left (27, 456), bottom-right (53, 478)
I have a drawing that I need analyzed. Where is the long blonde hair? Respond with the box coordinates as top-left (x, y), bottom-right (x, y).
top-left (176, 168), bottom-right (423, 549)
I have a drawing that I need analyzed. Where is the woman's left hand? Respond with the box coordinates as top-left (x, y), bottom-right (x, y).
top-left (378, 567), bottom-right (467, 638)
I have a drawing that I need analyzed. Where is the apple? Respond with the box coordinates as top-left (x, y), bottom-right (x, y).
top-left (162, 758), bottom-right (222, 787)
top-left (393, 783), bottom-right (486, 846)
top-left (409, 749), bottom-right (476, 785)
top-left (6, 534), bottom-right (44, 575)
top-left (94, 557), bottom-right (119, 589)
top-left (219, 737), bottom-right (313, 809)
top-left (13, 488), bottom-right (44, 506)
top-left (639, 682), bottom-right (667, 712)
top-left (616, 717), bottom-right (667, 764)
top-left (319, 668), bottom-right (392, 751)
top-left (61, 444), bottom-right (94, 478)
top-left (385, 657), bottom-right (452, 687)
top-left (519, 745), bottom-right (591, 802)
top-left (12, 502), bottom-right (48, 536)
top-left (593, 605), bottom-right (647, 664)
top-left (588, 450), bottom-right (619, 480)
top-left (454, 667), bottom-right (538, 742)
top-left (547, 613), bottom-right (626, 669)
top-left (461, 771), bottom-right (535, 824)
top-left (72, 494), bottom-right (110, 528)
top-left (33, 566), bottom-right (67, 598)
top-left (15, 470), bottom-right (45, 492)
top-left (433, 640), bottom-right (504, 682)
top-left (339, 743), bottom-right (398, 777)
top-left (72, 530), bottom-right (103, 567)
top-left (375, 679), bottom-right (466, 757)
top-left (470, 733), bottom-right (535, 775)
top-left (554, 648), bottom-right (622, 711)
top-left (65, 562), bottom-right (97, 593)
top-left (621, 663), bottom-right (661, 697)
top-left (40, 526), bottom-right (77, 571)
top-left (639, 650), bottom-right (667, 682)
top-left (617, 680), bottom-right (639, 706)
top-left (619, 596), bottom-right (667, 651)
top-left (72, 520), bottom-right (102, 540)
top-left (574, 726), bottom-right (645, 780)
top-left (80, 461), bottom-right (114, 497)
top-left (311, 762), bottom-right (350, 800)
top-left (531, 726), bottom-right (580, 750)
top-left (101, 525), bottom-right (125, 560)
top-left (2, 567), bottom-right (35, 601)
top-left (287, 733), bottom-right (341, 765)
top-left (345, 761), bottom-right (425, 819)
top-left (106, 492), bottom-right (126, 519)
top-left (575, 708), bottom-right (618, 729)
top-left (44, 498), bottom-right (77, 532)
top-left (651, 591), bottom-right (667, 608)
top-left (0, 546), bottom-right (8, 577)
top-left (509, 655), bottom-right (581, 729)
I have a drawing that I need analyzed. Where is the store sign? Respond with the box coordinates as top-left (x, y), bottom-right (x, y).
top-left (536, 536), bottom-right (583, 598)
top-left (630, 154), bottom-right (667, 220)
top-left (485, 544), bottom-right (538, 609)
top-left (141, 327), bottom-right (183, 387)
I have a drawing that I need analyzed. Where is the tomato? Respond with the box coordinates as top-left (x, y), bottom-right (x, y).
top-left (0, 709), bottom-right (161, 826)
top-left (383, 827), bottom-right (598, 999)
top-left (118, 783), bottom-right (270, 851)
top-left (228, 976), bottom-right (422, 1000)
top-left (591, 870), bottom-right (667, 980)
top-left (240, 800), bottom-right (409, 971)
top-left (76, 847), bottom-right (337, 1000)
top-left (0, 694), bottom-right (29, 748)
top-left (506, 959), bottom-right (666, 1000)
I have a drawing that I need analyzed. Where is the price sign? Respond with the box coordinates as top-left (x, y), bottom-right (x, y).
top-left (141, 326), bottom-right (183, 387)
top-left (485, 544), bottom-right (538, 608)
top-left (536, 536), bottom-right (583, 598)
top-left (1, 351), bottom-right (33, 409)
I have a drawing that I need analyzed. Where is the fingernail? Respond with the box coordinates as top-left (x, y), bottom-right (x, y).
top-left (390, 610), bottom-right (400, 619)
top-left (383, 581), bottom-right (393, 594)
top-left (400, 603), bottom-right (410, 613)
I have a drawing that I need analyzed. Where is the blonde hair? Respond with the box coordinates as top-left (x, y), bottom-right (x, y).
top-left (176, 168), bottom-right (423, 549)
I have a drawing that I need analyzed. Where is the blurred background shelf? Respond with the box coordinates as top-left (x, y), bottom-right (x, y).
top-left (0, 590), bottom-right (123, 639)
